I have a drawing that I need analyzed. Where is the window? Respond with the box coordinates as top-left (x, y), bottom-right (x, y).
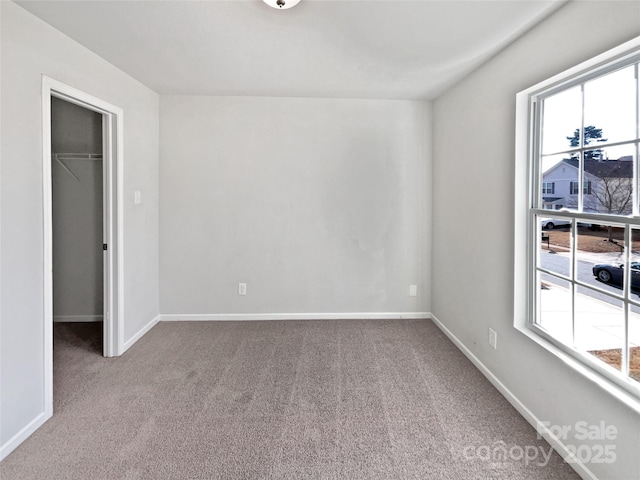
top-left (542, 181), bottom-right (555, 194)
top-left (570, 181), bottom-right (592, 195)
top-left (515, 38), bottom-right (640, 401)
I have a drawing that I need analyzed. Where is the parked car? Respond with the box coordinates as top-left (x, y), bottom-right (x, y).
top-left (540, 218), bottom-right (592, 230)
top-left (540, 218), bottom-right (571, 230)
top-left (592, 262), bottom-right (640, 288)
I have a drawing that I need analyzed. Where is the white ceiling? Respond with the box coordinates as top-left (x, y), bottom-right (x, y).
top-left (17, 0), bottom-right (565, 100)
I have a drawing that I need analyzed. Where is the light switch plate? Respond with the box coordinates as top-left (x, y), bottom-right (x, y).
top-left (489, 328), bottom-right (497, 349)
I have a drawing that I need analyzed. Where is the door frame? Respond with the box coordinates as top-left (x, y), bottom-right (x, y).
top-left (42, 76), bottom-right (124, 412)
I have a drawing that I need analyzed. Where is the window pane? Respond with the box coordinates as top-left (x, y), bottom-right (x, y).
top-left (538, 275), bottom-right (572, 344)
top-left (538, 217), bottom-right (571, 278)
top-left (584, 65), bottom-right (637, 145)
top-left (540, 153), bottom-right (567, 180)
top-left (582, 147), bottom-right (635, 216)
top-left (577, 223), bottom-right (625, 294)
top-left (576, 286), bottom-right (624, 374)
top-left (630, 305), bottom-right (640, 384)
top-left (542, 86), bottom-right (582, 155)
top-left (540, 154), bottom-right (578, 211)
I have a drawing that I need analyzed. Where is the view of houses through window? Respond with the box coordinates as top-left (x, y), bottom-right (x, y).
top-left (532, 56), bottom-right (640, 393)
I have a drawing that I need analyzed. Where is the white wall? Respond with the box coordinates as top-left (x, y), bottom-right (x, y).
top-left (160, 96), bottom-right (431, 316)
top-left (0, 1), bottom-right (160, 452)
top-left (432, 2), bottom-right (640, 479)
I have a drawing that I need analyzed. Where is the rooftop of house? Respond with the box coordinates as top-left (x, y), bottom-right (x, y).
top-left (562, 156), bottom-right (633, 178)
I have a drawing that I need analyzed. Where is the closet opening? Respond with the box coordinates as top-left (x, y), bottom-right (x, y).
top-left (51, 97), bottom-right (105, 357)
top-left (42, 76), bottom-right (124, 418)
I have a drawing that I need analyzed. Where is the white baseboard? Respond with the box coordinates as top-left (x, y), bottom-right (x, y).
top-left (122, 315), bottom-right (159, 353)
top-left (429, 313), bottom-right (597, 480)
top-left (0, 411), bottom-right (50, 462)
top-left (159, 312), bottom-right (431, 322)
top-left (53, 315), bottom-right (103, 322)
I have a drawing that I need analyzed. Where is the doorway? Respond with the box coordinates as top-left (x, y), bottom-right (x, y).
top-left (42, 77), bottom-right (124, 416)
top-left (51, 97), bottom-right (104, 355)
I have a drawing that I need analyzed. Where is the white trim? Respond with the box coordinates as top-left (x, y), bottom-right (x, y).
top-left (122, 315), bottom-right (160, 353)
top-left (159, 312), bottom-right (431, 322)
top-left (41, 85), bottom-right (54, 420)
top-left (0, 412), bottom-right (50, 462)
top-left (515, 37), bottom-right (640, 402)
top-left (42, 76), bottom-right (124, 360)
top-left (40, 76), bottom-right (126, 455)
top-left (430, 314), bottom-right (597, 480)
top-left (525, 37), bottom-right (640, 103)
top-left (114, 108), bottom-right (125, 356)
top-left (53, 315), bottom-right (103, 323)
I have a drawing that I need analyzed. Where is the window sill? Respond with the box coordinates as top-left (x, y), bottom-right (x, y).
top-left (515, 323), bottom-right (640, 415)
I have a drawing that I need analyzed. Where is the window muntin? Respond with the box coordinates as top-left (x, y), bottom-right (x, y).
top-left (528, 49), bottom-right (640, 396)
top-left (583, 65), bottom-right (637, 146)
top-left (541, 85), bottom-right (582, 155)
top-left (538, 274), bottom-right (573, 345)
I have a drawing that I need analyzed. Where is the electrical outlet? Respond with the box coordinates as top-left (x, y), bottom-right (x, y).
top-left (238, 283), bottom-right (247, 295)
top-left (488, 328), bottom-right (497, 349)
top-left (409, 284), bottom-right (417, 297)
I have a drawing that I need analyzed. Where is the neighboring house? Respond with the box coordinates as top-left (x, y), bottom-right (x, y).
top-left (541, 156), bottom-right (633, 214)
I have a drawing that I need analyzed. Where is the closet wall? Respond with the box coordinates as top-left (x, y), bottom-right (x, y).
top-left (51, 97), bottom-right (104, 322)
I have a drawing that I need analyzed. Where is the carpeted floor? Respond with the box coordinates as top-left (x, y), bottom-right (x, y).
top-left (1, 319), bottom-right (579, 479)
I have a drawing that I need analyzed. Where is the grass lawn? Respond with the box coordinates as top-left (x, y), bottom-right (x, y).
top-left (588, 347), bottom-right (640, 383)
top-left (543, 226), bottom-right (640, 254)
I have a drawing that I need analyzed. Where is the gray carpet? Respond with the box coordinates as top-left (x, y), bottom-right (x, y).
top-left (1, 319), bottom-right (579, 479)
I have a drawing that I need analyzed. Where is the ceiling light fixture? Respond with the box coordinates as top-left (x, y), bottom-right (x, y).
top-left (263, 0), bottom-right (301, 10)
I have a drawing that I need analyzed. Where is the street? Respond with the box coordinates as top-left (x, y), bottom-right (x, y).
top-left (539, 250), bottom-right (637, 306)
top-left (538, 249), bottom-right (640, 351)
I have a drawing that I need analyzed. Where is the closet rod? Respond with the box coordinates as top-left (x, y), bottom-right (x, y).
top-left (52, 153), bottom-right (103, 161)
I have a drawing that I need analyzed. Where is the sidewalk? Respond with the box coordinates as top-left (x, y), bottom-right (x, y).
top-left (540, 283), bottom-right (640, 352)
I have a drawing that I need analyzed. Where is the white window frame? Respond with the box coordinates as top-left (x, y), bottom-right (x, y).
top-left (515, 36), bottom-right (640, 412)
